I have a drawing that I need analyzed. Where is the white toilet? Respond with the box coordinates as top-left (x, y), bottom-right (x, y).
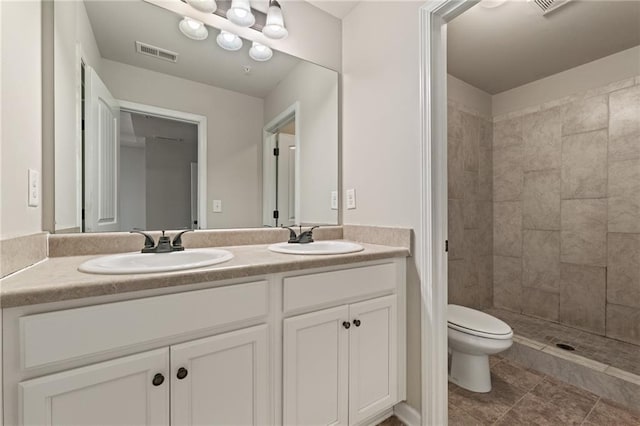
top-left (447, 304), bottom-right (513, 393)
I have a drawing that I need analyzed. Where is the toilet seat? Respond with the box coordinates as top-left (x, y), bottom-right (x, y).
top-left (447, 305), bottom-right (513, 340)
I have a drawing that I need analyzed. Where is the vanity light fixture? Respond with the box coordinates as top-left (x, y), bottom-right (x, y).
top-left (262, 0), bottom-right (288, 39)
top-left (249, 41), bottom-right (273, 61)
top-left (226, 0), bottom-right (255, 27)
top-left (179, 17), bottom-right (209, 40)
top-left (186, 0), bottom-right (217, 13)
top-left (216, 30), bottom-right (243, 51)
top-left (479, 0), bottom-right (508, 8)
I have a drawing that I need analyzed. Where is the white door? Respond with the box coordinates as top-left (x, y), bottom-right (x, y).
top-left (283, 305), bottom-right (349, 426)
top-left (20, 348), bottom-right (169, 426)
top-left (84, 66), bottom-right (120, 232)
top-left (171, 325), bottom-right (269, 426)
top-left (348, 296), bottom-right (398, 425)
top-left (278, 133), bottom-right (297, 226)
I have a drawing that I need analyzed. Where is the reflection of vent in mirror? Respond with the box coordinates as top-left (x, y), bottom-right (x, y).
top-left (530, 0), bottom-right (572, 15)
top-left (135, 41), bottom-right (179, 63)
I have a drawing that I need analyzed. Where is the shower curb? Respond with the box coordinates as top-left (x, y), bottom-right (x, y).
top-left (502, 334), bottom-right (640, 411)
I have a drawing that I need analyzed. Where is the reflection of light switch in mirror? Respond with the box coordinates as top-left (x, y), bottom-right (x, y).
top-left (213, 200), bottom-right (222, 213)
top-left (28, 169), bottom-right (40, 207)
top-left (331, 191), bottom-right (338, 210)
top-left (346, 189), bottom-right (356, 210)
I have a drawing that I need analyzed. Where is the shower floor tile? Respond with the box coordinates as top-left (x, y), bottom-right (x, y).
top-left (485, 307), bottom-right (640, 376)
top-left (448, 357), bottom-right (640, 426)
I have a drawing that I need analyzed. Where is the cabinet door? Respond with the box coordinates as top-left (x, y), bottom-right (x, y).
top-left (283, 305), bottom-right (349, 426)
top-left (171, 325), bottom-right (269, 426)
top-left (348, 295), bottom-right (397, 425)
top-left (20, 348), bottom-right (169, 426)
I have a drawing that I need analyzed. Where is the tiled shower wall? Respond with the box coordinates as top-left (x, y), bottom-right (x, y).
top-left (492, 78), bottom-right (640, 345)
top-left (448, 101), bottom-right (493, 309)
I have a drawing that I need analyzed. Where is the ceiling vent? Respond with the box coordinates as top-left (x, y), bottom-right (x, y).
top-left (135, 41), bottom-right (179, 63)
top-left (530, 0), bottom-right (572, 15)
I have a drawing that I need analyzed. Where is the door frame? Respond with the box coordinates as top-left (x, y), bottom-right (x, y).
top-left (418, 1), bottom-right (477, 425)
top-left (118, 101), bottom-right (208, 229)
top-left (262, 102), bottom-right (301, 226)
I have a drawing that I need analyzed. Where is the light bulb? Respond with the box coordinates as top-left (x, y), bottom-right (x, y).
top-left (186, 0), bottom-right (217, 13)
top-left (249, 41), bottom-right (273, 62)
top-left (179, 17), bottom-right (208, 40)
top-left (227, 0), bottom-right (255, 27)
top-left (216, 30), bottom-right (243, 51)
top-left (262, 0), bottom-right (288, 39)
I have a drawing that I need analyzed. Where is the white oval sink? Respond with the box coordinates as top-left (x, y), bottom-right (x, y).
top-left (268, 241), bottom-right (364, 255)
top-left (78, 248), bottom-right (234, 275)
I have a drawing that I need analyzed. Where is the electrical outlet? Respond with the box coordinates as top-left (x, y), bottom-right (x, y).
top-left (331, 191), bottom-right (338, 210)
top-left (346, 189), bottom-right (356, 210)
top-left (28, 169), bottom-right (39, 207)
top-left (212, 199), bottom-right (222, 213)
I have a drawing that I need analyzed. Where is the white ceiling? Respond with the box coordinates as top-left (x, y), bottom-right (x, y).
top-left (305, 0), bottom-right (360, 19)
top-left (448, 0), bottom-right (640, 94)
top-left (120, 111), bottom-right (198, 147)
top-left (84, 0), bottom-right (302, 98)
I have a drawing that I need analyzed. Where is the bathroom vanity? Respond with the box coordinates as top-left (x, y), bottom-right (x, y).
top-left (0, 239), bottom-right (408, 426)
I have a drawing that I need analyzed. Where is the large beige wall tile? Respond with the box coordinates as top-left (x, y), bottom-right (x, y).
top-left (478, 148), bottom-right (493, 201)
top-left (478, 201), bottom-right (493, 256)
top-left (559, 263), bottom-right (606, 334)
top-left (462, 112), bottom-right (480, 172)
top-left (609, 133), bottom-right (640, 162)
top-left (561, 129), bottom-right (608, 199)
top-left (448, 198), bottom-right (464, 260)
top-left (494, 145), bottom-right (523, 201)
top-left (448, 259), bottom-right (467, 306)
top-left (609, 85), bottom-right (640, 141)
top-left (494, 255), bottom-right (522, 312)
top-left (523, 230), bottom-right (560, 292)
top-left (494, 117), bottom-right (522, 149)
top-left (523, 169), bottom-right (561, 230)
top-left (448, 136), bottom-right (464, 199)
top-left (608, 158), bottom-right (640, 233)
top-left (560, 199), bottom-right (607, 266)
top-left (522, 287), bottom-right (559, 321)
top-left (562, 94), bottom-right (608, 136)
top-left (522, 107), bottom-right (562, 171)
top-left (478, 256), bottom-right (493, 308)
top-left (606, 304), bottom-right (640, 345)
top-left (494, 201), bottom-right (522, 257)
top-left (448, 103), bottom-right (463, 140)
top-left (480, 118), bottom-right (493, 152)
top-left (607, 232), bottom-right (640, 309)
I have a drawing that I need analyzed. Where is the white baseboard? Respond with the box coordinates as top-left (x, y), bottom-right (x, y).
top-left (393, 402), bottom-right (421, 426)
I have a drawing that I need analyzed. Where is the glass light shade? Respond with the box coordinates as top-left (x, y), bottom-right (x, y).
top-left (216, 30), bottom-right (243, 51)
top-left (186, 0), bottom-right (217, 13)
top-left (249, 42), bottom-right (273, 62)
top-left (263, 0), bottom-right (288, 39)
top-left (178, 17), bottom-right (209, 40)
top-left (479, 0), bottom-right (508, 8)
top-left (226, 0), bottom-right (255, 27)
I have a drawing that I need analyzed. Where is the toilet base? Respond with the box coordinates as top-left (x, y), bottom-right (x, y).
top-left (448, 350), bottom-right (491, 393)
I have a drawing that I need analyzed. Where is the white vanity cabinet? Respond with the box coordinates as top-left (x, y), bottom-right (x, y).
top-left (283, 295), bottom-right (397, 426)
top-left (2, 258), bottom-right (406, 426)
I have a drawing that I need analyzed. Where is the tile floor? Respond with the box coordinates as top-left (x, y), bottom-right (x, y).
top-left (486, 308), bottom-right (640, 376)
top-left (448, 357), bottom-right (640, 425)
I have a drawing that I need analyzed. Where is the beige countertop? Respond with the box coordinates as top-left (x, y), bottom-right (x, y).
top-left (0, 241), bottom-right (409, 308)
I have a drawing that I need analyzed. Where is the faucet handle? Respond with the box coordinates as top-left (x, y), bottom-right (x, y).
top-left (171, 229), bottom-right (193, 250)
top-left (282, 226), bottom-right (298, 243)
top-left (130, 229), bottom-right (156, 249)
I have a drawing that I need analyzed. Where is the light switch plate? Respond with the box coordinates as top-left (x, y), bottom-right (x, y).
top-left (212, 199), bottom-right (222, 213)
top-left (346, 189), bottom-right (356, 210)
top-left (331, 191), bottom-right (338, 210)
top-left (28, 169), bottom-right (39, 207)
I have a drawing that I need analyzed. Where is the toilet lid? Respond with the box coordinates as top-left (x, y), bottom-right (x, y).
top-left (447, 305), bottom-right (513, 339)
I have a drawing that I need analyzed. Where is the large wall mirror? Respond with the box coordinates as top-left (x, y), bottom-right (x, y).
top-left (53, 0), bottom-right (338, 233)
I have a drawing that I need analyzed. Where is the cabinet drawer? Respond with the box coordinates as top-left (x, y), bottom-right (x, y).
top-left (283, 263), bottom-right (396, 313)
top-left (20, 281), bottom-right (268, 369)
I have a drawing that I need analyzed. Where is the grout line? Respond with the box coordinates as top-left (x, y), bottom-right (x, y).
top-left (580, 397), bottom-right (601, 426)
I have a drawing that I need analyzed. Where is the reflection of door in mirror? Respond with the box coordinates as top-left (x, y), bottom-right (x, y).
top-left (278, 132), bottom-right (296, 227)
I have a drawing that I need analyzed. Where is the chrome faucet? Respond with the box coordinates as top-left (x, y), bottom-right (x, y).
top-left (130, 229), bottom-right (193, 253)
top-left (283, 226), bottom-right (319, 244)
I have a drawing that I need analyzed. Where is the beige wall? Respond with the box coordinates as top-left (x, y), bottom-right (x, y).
top-left (0, 0), bottom-right (42, 239)
top-left (342, 1), bottom-right (423, 412)
top-left (492, 77), bottom-right (640, 346)
top-left (54, 0), bottom-right (103, 231)
top-left (493, 46), bottom-right (640, 117)
top-left (264, 61), bottom-right (339, 225)
top-left (100, 59), bottom-right (264, 229)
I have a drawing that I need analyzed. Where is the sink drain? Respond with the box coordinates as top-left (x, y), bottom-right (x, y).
top-left (555, 343), bottom-right (575, 351)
